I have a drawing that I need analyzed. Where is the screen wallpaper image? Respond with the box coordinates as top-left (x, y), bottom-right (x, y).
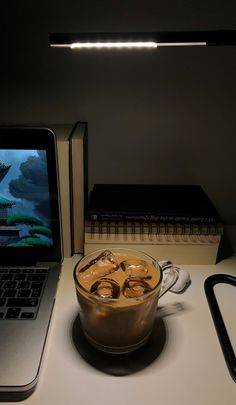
top-left (0, 149), bottom-right (53, 247)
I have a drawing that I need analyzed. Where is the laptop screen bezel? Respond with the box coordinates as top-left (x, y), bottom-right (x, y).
top-left (0, 127), bottom-right (62, 265)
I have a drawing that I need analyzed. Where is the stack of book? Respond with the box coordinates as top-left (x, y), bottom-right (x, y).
top-left (84, 184), bottom-right (223, 264)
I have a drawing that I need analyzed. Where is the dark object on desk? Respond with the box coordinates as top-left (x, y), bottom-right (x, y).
top-left (87, 184), bottom-right (220, 223)
top-left (204, 274), bottom-right (236, 383)
top-left (72, 314), bottom-right (167, 376)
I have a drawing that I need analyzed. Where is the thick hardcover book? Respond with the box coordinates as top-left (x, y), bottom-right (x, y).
top-left (84, 220), bottom-right (223, 265)
top-left (86, 184), bottom-right (220, 223)
top-left (53, 124), bottom-right (74, 257)
top-left (69, 121), bottom-right (88, 254)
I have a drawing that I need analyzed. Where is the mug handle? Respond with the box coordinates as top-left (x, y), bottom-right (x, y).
top-left (158, 261), bottom-right (180, 298)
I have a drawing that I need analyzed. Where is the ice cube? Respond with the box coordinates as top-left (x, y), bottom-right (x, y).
top-left (120, 259), bottom-right (151, 280)
top-left (122, 278), bottom-right (153, 298)
top-left (90, 278), bottom-right (120, 298)
top-left (79, 250), bottom-right (119, 282)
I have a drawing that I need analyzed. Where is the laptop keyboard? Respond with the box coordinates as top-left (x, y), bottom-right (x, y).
top-left (0, 267), bottom-right (48, 320)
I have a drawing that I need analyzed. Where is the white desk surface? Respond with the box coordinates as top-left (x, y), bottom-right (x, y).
top-left (6, 255), bottom-right (236, 405)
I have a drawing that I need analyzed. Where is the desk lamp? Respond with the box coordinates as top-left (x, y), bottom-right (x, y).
top-left (50, 30), bottom-right (236, 50)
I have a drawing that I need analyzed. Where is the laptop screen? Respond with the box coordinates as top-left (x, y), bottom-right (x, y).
top-left (0, 127), bottom-right (62, 264)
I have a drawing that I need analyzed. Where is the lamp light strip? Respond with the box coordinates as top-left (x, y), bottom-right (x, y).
top-left (70, 41), bottom-right (158, 49)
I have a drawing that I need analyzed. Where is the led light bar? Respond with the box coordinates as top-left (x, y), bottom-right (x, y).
top-left (50, 30), bottom-right (236, 50)
top-left (70, 41), bottom-right (158, 49)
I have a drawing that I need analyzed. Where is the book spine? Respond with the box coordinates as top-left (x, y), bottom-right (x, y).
top-left (69, 121), bottom-right (88, 254)
top-left (87, 212), bottom-right (218, 224)
top-left (56, 130), bottom-right (72, 257)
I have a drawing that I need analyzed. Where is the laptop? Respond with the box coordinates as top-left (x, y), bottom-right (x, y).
top-left (0, 127), bottom-right (62, 401)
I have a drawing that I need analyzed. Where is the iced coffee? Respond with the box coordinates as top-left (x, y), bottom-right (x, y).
top-left (73, 248), bottom-right (164, 354)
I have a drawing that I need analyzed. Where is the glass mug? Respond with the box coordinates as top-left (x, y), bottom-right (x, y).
top-left (73, 248), bottom-right (179, 354)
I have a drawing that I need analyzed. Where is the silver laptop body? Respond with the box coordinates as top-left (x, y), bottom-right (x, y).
top-left (0, 127), bottom-right (62, 401)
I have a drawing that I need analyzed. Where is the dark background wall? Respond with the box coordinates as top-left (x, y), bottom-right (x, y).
top-left (1, 1), bottom-right (236, 246)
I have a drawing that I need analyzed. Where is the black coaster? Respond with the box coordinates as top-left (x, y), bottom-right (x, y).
top-left (71, 314), bottom-right (167, 376)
